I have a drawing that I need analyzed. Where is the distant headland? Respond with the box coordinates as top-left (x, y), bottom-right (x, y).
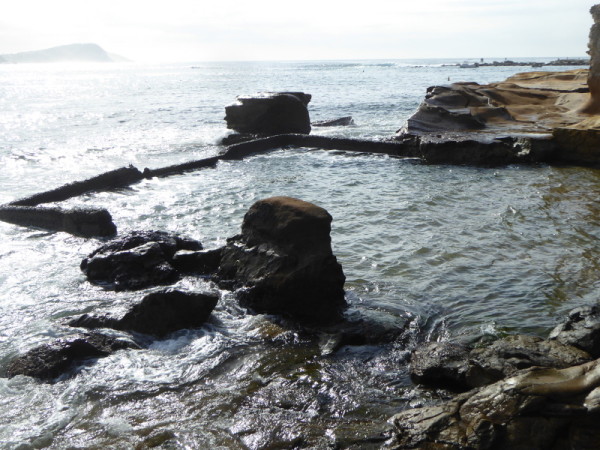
top-left (0, 43), bottom-right (129, 64)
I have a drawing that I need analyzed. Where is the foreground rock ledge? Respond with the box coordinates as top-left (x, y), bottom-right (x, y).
top-left (217, 196), bottom-right (347, 324)
top-left (389, 358), bottom-right (600, 449)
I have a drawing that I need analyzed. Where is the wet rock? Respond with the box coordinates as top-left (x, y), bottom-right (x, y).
top-left (406, 102), bottom-right (486, 133)
top-left (549, 305), bottom-right (600, 357)
top-left (172, 248), bottom-right (223, 274)
top-left (552, 123), bottom-right (600, 166)
top-left (80, 230), bottom-right (202, 290)
top-left (389, 359), bottom-right (600, 449)
top-left (410, 335), bottom-right (591, 392)
top-left (312, 116), bottom-right (355, 127)
top-left (69, 289), bottom-right (219, 338)
top-left (410, 342), bottom-right (474, 391)
top-left (225, 92), bottom-right (312, 135)
top-left (10, 165), bottom-right (144, 207)
top-left (5, 332), bottom-right (139, 381)
top-left (217, 196), bottom-right (346, 324)
top-left (0, 205), bottom-right (116, 238)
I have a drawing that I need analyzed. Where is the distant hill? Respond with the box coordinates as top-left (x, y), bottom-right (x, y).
top-left (0, 43), bottom-right (129, 63)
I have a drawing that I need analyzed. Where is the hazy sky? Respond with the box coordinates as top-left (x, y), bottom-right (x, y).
top-left (1, 0), bottom-right (597, 62)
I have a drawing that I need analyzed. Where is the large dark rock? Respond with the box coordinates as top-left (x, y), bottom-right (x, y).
top-left (69, 289), bottom-right (219, 338)
top-left (172, 248), bottom-right (223, 274)
top-left (217, 196), bottom-right (346, 324)
top-left (389, 359), bottom-right (600, 449)
top-left (80, 230), bottom-right (202, 290)
top-left (225, 92), bottom-right (312, 135)
top-left (5, 333), bottom-right (139, 381)
top-left (549, 305), bottom-right (600, 357)
top-left (0, 206), bottom-right (116, 238)
top-left (411, 335), bottom-right (591, 392)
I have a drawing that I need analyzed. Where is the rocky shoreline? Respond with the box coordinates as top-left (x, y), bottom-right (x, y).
top-left (3, 5), bottom-right (600, 449)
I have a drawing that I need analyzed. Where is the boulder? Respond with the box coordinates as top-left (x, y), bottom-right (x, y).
top-left (5, 333), bottom-right (139, 381)
top-left (389, 359), bottom-right (600, 449)
top-left (549, 305), bottom-right (600, 357)
top-left (411, 335), bottom-right (591, 392)
top-left (217, 196), bottom-right (346, 324)
top-left (69, 289), bottom-right (219, 338)
top-left (80, 230), bottom-right (202, 290)
top-left (224, 92), bottom-right (312, 135)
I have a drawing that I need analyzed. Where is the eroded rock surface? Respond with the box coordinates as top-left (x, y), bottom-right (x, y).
top-left (6, 333), bottom-right (139, 381)
top-left (390, 359), bottom-right (600, 449)
top-left (411, 335), bottom-right (591, 392)
top-left (581, 4), bottom-right (600, 113)
top-left (402, 70), bottom-right (589, 136)
top-left (217, 196), bottom-right (346, 324)
top-left (80, 230), bottom-right (202, 290)
top-left (550, 305), bottom-right (600, 357)
top-left (69, 289), bottom-right (219, 338)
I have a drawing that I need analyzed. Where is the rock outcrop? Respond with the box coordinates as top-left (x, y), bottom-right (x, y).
top-left (411, 335), bottom-right (591, 392)
top-left (401, 70), bottom-right (589, 136)
top-left (5, 333), bottom-right (139, 381)
top-left (581, 4), bottom-right (600, 113)
top-left (389, 359), bottom-right (600, 449)
top-left (80, 230), bottom-right (202, 290)
top-left (550, 305), bottom-right (600, 357)
top-left (225, 92), bottom-right (312, 135)
top-left (217, 196), bottom-right (346, 324)
top-left (69, 289), bottom-right (219, 338)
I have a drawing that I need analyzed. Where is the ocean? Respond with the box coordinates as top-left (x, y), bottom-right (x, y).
top-left (1, 58), bottom-right (599, 448)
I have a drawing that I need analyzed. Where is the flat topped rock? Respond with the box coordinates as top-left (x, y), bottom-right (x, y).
top-left (402, 69), bottom-right (591, 136)
top-left (241, 196), bottom-right (333, 252)
top-left (225, 92), bottom-right (312, 135)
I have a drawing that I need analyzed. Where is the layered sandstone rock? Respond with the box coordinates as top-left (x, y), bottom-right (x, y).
top-left (389, 359), bottom-right (600, 449)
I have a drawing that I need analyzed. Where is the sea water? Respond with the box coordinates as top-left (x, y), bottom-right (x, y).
top-left (1, 59), bottom-right (599, 448)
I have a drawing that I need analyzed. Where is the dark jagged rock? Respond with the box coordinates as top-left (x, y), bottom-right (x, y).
top-left (0, 206), bottom-right (116, 237)
top-left (549, 305), bottom-right (600, 357)
top-left (142, 156), bottom-right (219, 178)
top-left (69, 289), bottom-right (219, 338)
top-left (406, 101), bottom-right (486, 133)
top-left (389, 360), bottom-right (600, 449)
top-left (410, 341), bottom-right (473, 391)
top-left (217, 196), bottom-right (346, 324)
top-left (5, 333), bottom-right (139, 381)
top-left (10, 166), bottom-right (144, 207)
top-left (312, 116), bottom-right (355, 127)
top-left (225, 92), bottom-right (312, 135)
top-left (411, 335), bottom-right (591, 392)
top-left (172, 248), bottom-right (223, 274)
top-left (80, 230), bottom-right (202, 290)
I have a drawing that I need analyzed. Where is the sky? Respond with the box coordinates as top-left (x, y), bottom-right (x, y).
top-left (0, 0), bottom-right (597, 62)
